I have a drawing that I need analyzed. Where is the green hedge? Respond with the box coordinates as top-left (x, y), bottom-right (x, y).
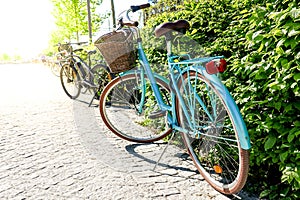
top-left (143, 0), bottom-right (300, 198)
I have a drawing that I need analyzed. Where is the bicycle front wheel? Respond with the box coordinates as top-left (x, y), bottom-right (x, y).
top-left (60, 63), bottom-right (81, 99)
top-left (51, 62), bottom-right (60, 77)
top-left (99, 73), bottom-right (172, 143)
top-left (175, 71), bottom-right (249, 194)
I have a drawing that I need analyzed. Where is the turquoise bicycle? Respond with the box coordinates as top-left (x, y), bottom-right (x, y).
top-left (98, 4), bottom-right (251, 195)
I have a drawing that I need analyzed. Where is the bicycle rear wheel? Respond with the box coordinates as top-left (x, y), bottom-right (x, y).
top-left (175, 71), bottom-right (249, 194)
top-left (60, 63), bottom-right (81, 99)
top-left (99, 72), bottom-right (172, 143)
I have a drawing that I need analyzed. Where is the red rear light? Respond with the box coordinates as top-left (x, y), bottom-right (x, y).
top-left (218, 59), bottom-right (227, 72)
top-left (205, 59), bottom-right (227, 74)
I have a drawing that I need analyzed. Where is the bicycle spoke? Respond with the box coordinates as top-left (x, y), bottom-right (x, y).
top-left (60, 64), bottom-right (81, 99)
top-left (99, 73), bottom-right (172, 143)
top-left (176, 71), bottom-right (249, 194)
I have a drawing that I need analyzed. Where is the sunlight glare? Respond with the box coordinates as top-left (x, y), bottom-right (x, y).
top-left (0, 0), bottom-right (54, 58)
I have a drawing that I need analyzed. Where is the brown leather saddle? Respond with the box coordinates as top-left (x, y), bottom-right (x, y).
top-left (154, 20), bottom-right (190, 38)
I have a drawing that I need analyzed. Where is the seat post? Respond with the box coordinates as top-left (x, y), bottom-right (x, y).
top-left (165, 32), bottom-right (173, 56)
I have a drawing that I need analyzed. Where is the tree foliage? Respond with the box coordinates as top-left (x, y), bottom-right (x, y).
top-left (50, 0), bottom-right (103, 46)
top-left (143, 0), bottom-right (300, 198)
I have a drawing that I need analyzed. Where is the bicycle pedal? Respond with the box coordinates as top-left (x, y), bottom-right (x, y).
top-left (148, 110), bottom-right (166, 119)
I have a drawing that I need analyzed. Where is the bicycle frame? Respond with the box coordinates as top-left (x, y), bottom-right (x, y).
top-left (121, 25), bottom-right (251, 150)
top-left (97, 5), bottom-right (251, 194)
top-left (59, 44), bottom-right (96, 84)
top-left (71, 54), bottom-right (93, 80)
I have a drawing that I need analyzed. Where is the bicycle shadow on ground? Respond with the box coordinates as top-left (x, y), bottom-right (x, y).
top-left (74, 95), bottom-right (98, 107)
top-left (125, 144), bottom-right (255, 200)
top-left (124, 142), bottom-right (203, 179)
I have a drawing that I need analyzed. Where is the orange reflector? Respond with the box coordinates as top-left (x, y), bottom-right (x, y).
top-left (213, 165), bottom-right (223, 174)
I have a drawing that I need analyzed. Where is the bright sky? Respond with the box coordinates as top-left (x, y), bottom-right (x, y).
top-left (96, 0), bottom-right (148, 34)
top-left (0, 0), bottom-right (54, 58)
top-left (0, 0), bottom-right (148, 58)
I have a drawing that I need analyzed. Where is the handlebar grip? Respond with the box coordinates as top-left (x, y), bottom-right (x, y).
top-left (88, 50), bottom-right (97, 55)
top-left (74, 41), bottom-right (88, 45)
top-left (73, 48), bottom-right (84, 53)
top-left (131, 3), bottom-right (150, 12)
top-left (123, 21), bottom-right (139, 27)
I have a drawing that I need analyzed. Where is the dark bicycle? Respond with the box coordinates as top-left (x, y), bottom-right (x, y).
top-left (59, 42), bottom-right (113, 105)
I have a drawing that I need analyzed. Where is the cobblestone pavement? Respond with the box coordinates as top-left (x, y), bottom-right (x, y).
top-left (0, 64), bottom-right (257, 199)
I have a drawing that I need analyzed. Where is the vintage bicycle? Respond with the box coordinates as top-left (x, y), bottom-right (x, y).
top-left (97, 4), bottom-right (251, 195)
top-left (48, 43), bottom-right (73, 77)
top-left (59, 42), bottom-right (112, 105)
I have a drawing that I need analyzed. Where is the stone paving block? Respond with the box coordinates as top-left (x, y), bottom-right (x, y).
top-left (0, 64), bottom-right (257, 200)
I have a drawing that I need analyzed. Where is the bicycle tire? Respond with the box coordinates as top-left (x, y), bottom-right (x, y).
top-left (51, 62), bottom-right (60, 77)
top-left (91, 64), bottom-right (113, 99)
top-left (60, 63), bottom-right (81, 99)
top-left (99, 72), bottom-right (172, 143)
top-left (175, 71), bottom-right (249, 194)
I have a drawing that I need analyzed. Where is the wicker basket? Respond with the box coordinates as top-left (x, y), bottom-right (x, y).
top-left (95, 29), bottom-right (136, 73)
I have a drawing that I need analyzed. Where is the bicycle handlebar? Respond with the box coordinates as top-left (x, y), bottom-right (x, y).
top-left (69, 41), bottom-right (88, 45)
top-left (122, 21), bottom-right (139, 27)
top-left (118, 3), bottom-right (150, 28)
top-left (73, 48), bottom-right (85, 53)
top-left (56, 41), bottom-right (88, 47)
top-left (130, 3), bottom-right (150, 13)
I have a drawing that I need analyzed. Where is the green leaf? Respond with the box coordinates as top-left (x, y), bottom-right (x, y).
top-left (296, 52), bottom-right (300, 60)
top-left (191, 29), bottom-right (197, 35)
top-left (269, 11), bottom-right (282, 20)
top-left (276, 46), bottom-right (285, 55)
top-left (294, 102), bottom-right (300, 111)
top-left (288, 30), bottom-right (300, 37)
top-left (278, 12), bottom-right (289, 23)
top-left (276, 39), bottom-right (285, 47)
top-left (294, 121), bottom-right (300, 127)
top-left (284, 104), bottom-right (293, 113)
top-left (265, 135), bottom-right (277, 150)
top-left (290, 8), bottom-right (300, 20)
top-left (252, 30), bottom-right (264, 42)
top-left (260, 189), bottom-right (271, 198)
top-left (258, 43), bottom-right (265, 52)
top-left (268, 80), bottom-right (279, 88)
top-left (294, 73), bottom-right (300, 81)
top-left (240, 9), bottom-right (248, 15)
top-left (281, 58), bottom-right (289, 68)
top-left (245, 31), bottom-right (253, 41)
top-left (280, 187), bottom-right (290, 197)
top-left (284, 38), bottom-right (294, 48)
top-left (291, 82), bottom-right (297, 89)
top-left (274, 102), bottom-right (281, 110)
top-left (287, 132), bottom-right (295, 143)
top-left (272, 28), bottom-right (283, 37)
top-left (291, 21), bottom-right (300, 31)
top-left (280, 151), bottom-right (289, 163)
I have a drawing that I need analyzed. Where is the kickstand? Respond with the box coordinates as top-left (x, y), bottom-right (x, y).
top-left (153, 131), bottom-right (176, 171)
top-left (88, 86), bottom-right (101, 107)
top-left (88, 92), bottom-right (97, 107)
